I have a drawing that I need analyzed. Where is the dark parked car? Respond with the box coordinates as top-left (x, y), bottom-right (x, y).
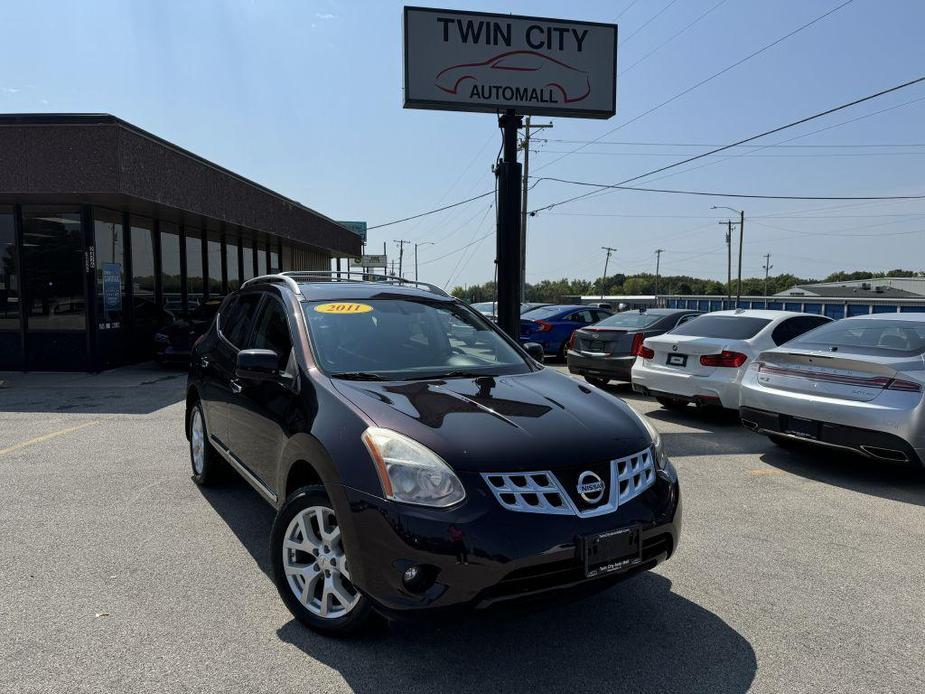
top-left (519, 304), bottom-right (613, 359)
top-left (155, 298), bottom-right (223, 363)
top-left (186, 273), bottom-right (681, 635)
top-left (567, 309), bottom-right (702, 386)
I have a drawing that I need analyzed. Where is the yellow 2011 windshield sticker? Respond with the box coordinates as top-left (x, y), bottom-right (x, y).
top-left (314, 302), bottom-right (373, 314)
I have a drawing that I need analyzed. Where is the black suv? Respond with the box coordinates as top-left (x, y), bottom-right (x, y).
top-left (186, 272), bottom-right (681, 635)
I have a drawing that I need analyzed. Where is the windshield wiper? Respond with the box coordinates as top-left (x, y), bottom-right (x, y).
top-left (329, 371), bottom-right (387, 381)
top-left (406, 370), bottom-right (489, 381)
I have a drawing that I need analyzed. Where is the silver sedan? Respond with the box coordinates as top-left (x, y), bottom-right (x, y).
top-left (739, 313), bottom-right (925, 467)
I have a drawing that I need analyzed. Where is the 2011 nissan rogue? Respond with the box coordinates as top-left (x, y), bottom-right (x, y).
top-left (185, 272), bottom-right (681, 635)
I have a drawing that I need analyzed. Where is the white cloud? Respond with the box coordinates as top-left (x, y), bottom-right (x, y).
top-left (315, 12), bottom-right (335, 20)
top-left (1, 87), bottom-right (21, 94)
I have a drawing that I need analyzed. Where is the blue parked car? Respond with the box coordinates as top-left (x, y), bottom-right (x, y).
top-left (520, 304), bottom-right (614, 359)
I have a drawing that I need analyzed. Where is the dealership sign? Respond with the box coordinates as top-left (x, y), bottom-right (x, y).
top-left (337, 220), bottom-right (367, 242)
top-left (403, 6), bottom-right (617, 119)
top-left (350, 254), bottom-right (387, 268)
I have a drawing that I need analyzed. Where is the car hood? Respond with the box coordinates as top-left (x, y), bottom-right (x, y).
top-left (331, 368), bottom-right (651, 473)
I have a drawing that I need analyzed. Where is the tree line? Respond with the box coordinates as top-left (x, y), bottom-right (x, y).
top-left (450, 269), bottom-right (922, 304)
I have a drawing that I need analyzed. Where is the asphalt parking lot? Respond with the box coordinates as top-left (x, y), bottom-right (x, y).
top-left (1, 363), bottom-right (923, 694)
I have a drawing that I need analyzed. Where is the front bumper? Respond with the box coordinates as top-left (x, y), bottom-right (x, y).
top-left (337, 469), bottom-right (681, 616)
top-left (567, 351), bottom-right (635, 381)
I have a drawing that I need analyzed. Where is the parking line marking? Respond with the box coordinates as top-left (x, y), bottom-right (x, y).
top-left (0, 421), bottom-right (100, 457)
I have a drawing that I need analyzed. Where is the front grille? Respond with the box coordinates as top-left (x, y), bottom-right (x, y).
top-left (481, 447), bottom-right (657, 517)
top-left (481, 472), bottom-right (572, 515)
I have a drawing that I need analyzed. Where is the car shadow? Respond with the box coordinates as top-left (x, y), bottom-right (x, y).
top-left (197, 473), bottom-right (275, 576)
top-left (760, 442), bottom-right (925, 507)
top-left (276, 572), bottom-right (757, 694)
top-left (0, 362), bottom-right (186, 414)
top-left (200, 474), bottom-right (757, 693)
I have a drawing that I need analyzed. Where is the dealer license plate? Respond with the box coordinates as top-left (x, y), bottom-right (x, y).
top-left (581, 527), bottom-right (642, 578)
top-left (667, 354), bottom-right (687, 367)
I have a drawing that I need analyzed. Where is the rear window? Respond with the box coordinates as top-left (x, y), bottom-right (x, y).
top-left (522, 305), bottom-right (566, 319)
top-left (594, 312), bottom-right (662, 329)
top-left (669, 315), bottom-right (771, 340)
top-left (788, 319), bottom-right (925, 357)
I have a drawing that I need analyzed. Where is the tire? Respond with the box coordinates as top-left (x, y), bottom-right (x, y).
top-left (656, 396), bottom-right (688, 411)
top-left (584, 376), bottom-right (610, 388)
top-left (556, 342), bottom-right (567, 362)
top-left (270, 485), bottom-right (373, 636)
top-left (188, 400), bottom-right (224, 485)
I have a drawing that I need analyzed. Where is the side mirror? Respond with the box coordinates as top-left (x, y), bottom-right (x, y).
top-left (523, 342), bottom-right (544, 362)
top-left (236, 349), bottom-right (280, 381)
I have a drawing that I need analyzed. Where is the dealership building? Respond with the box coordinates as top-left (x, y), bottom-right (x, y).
top-left (0, 114), bottom-right (361, 371)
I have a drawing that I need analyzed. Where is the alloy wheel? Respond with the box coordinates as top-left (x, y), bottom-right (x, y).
top-left (190, 408), bottom-right (205, 476)
top-left (282, 506), bottom-right (359, 619)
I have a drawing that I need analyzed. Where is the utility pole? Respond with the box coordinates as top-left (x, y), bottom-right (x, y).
top-left (718, 220), bottom-right (733, 305)
top-left (763, 253), bottom-right (773, 305)
top-left (519, 116), bottom-right (553, 302)
top-left (394, 239), bottom-right (409, 278)
top-left (414, 241), bottom-right (434, 283)
top-left (737, 209), bottom-right (745, 308)
top-left (600, 246), bottom-right (617, 300)
top-left (713, 206), bottom-right (745, 307)
top-left (654, 249), bottom-right (664, 297)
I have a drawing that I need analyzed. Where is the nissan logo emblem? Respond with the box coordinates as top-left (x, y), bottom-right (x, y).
top-left (576, 471), bottom-right (606, 504)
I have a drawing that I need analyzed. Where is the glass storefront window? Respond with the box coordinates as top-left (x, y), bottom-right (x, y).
top-left (161, 222), bottom-right (181, 316)
top-left (21, 207), bottom-right (85, 331)
top-left (0, 207), bottom-right (18, 331)
top-left (226, 235), bottom-right (240, 291)
top-left (241, 236), bottom-right (255, 281)
top-left (269, 240), bottom-right (280, 274)
top-left (256, 236), bottom-right (267, 277)
top-left (207, 230), bottom-right (223, 296)
top-left (94, 208), bottom-right (125, 328)
top-left (185, 226), bottom-right (204, 310)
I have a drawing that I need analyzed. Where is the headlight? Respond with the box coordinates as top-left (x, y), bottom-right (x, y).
top-left (361, 427), bottom-right (466, 507)
top-left (637, 412), bottom-right (670, 470)
top-left (154, 332), bottom-right (170, 343)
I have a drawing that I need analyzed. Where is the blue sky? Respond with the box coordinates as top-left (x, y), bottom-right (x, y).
top-left (1, 0), bottom-right (924, 288)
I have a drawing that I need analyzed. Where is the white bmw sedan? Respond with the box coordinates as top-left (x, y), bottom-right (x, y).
top-left (740, 314), bottom-right (925, 467)
top-left (631, 310), bottom-right (831, 410)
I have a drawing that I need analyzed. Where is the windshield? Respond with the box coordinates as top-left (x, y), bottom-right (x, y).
top-left (594, 312), bottom-right (663, 329)
top-left (788, 319), bottom-right (925, 357)
top-left (303, 299), bottom-right (531, 379)
top-left (670, 315), bottom-right (771, 339)
top-left (471, 302), bottom-right (496, 313)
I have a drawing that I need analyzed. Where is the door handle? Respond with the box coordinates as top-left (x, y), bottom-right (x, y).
top-left (230, 378), bottom-right (242, 394)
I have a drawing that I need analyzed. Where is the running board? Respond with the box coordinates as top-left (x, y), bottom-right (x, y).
top-left (210, 435), bottom-right (278, 504)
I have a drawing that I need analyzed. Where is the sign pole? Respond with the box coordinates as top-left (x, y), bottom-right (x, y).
top-left (496, 109), bottom-right (523, 340)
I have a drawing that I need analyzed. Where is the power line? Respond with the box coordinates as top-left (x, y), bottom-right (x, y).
top-left (534, 139), bottom-right (925, 148)
top-left (619, 0), bottom-right (681, 46)
top-left (531, 149), bottom-right (925, 158)
top-left (529, 74), bottom-right (925, 214)
top-left (367, 190), bottom-right (493, 230)
top-left (534, 0), bottom-right (857, 172)
top-left (530, 177), bottom-right (925, 202)
top-left (619, 0), bottom-right (730, 76)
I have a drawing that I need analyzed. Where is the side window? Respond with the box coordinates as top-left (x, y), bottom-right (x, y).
top-left (591, 310), bottom-right (611, 322)
top-left (676, 314), bottom-right (697, 326)
top-left (570, 310), bottom-right (593, 323)
top-left (251, 297), bottom-right (294, 369)
top-left (221, 293), bottom-right (262, 348)
top-left (771, 317), bottom-right (828, 346)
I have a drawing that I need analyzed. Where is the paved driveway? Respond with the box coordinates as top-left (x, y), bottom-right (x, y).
top-left (0, 364), bottom-right (922, 693)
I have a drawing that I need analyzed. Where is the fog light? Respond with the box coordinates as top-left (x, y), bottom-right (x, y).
top-left (402, 566), bottom-right (420, 585)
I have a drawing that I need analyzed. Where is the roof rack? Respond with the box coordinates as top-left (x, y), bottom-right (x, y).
top-left (241, 271), bottom-right (450, 298)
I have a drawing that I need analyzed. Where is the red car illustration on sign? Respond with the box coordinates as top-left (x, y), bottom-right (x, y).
top-left (435, 50), bottom-right (592, 104)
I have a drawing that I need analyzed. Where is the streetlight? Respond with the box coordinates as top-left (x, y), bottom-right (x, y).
top-left (414, 242), bottom-right (434, 282)
top-left (712, 206), bottom-right (745, 307)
